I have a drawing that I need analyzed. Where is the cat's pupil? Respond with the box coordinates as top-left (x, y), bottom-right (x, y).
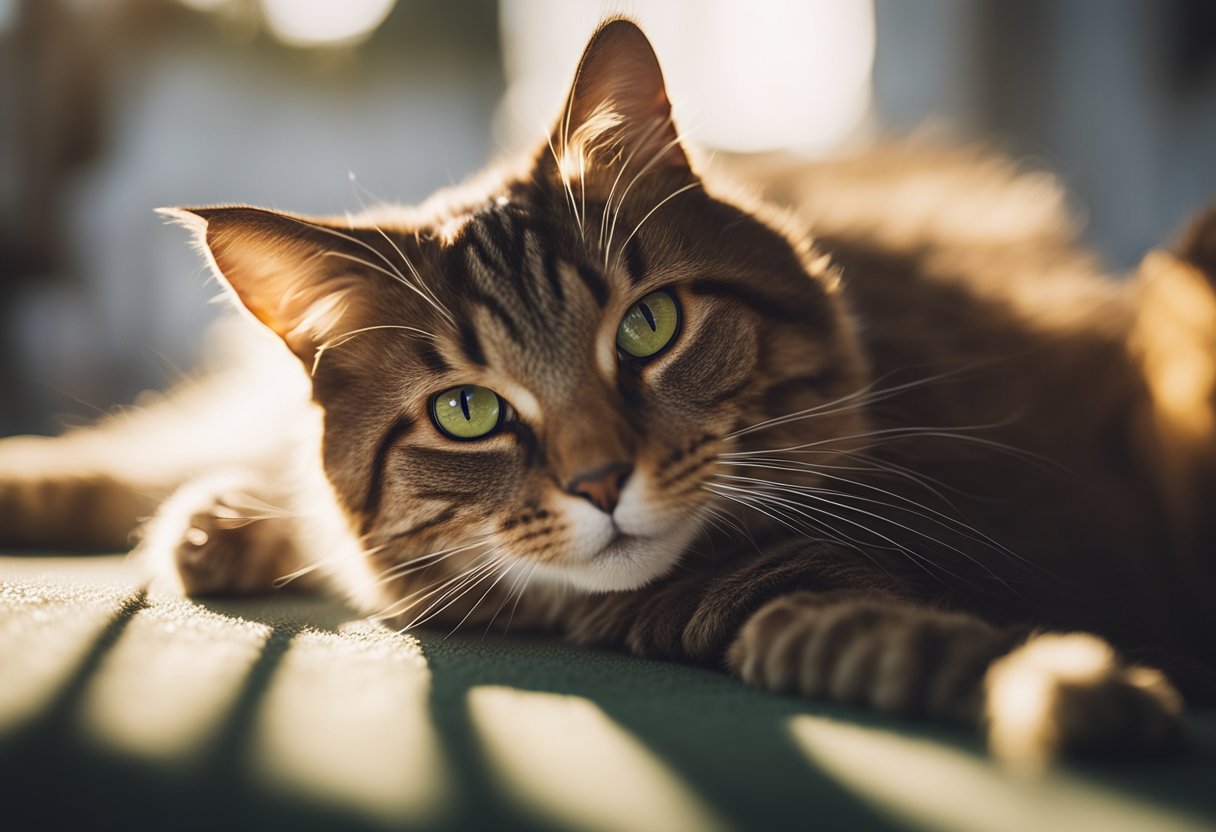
top-left (639, 302), bottom-right (657, 332)
top-left (459, 389), bottom-right (471, 421)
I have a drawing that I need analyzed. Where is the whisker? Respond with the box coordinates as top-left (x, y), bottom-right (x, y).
top-left (737, 451), bottom-right (961, 507)
top-left (373, 549), bottom-right (497, 619)
top-left (715, 471), bottom-right (1030, 583)
top-left (312, 323), bottom-right (436, 376)
top-left (603, 124), bottom-right (687, 269)
top-left (545, 130), bottom-right (582, 234)
top-left (272, 551), bottom-right (353, 589)
top-left (373, 537), bottom-right (493, 585)
top-left (708, 482), bottom-right (973, 587)
top-left (483, 559), bottom-right (533, 637)
top-left (710, 474), bottom-right (1006, 583)
top-left (597, 114), bottom-right (671, 255)
top-left (720, 461), bottom-right (1029, 570)
top-left (404, 554), bottom-right (509, 631)
top-left (347, 172), bottom-right (452, 319)
top-left (726, 421), bottom-right (1060, 474)
top-left (446, 560), bottom-right (517, 638)
top-left (707, 484), bottom-right (890, 557)
top-left (282, 214), bottom-right (457, 328)
top-left (502, 561), bottom-right (541, 638)
top-left (726, 365), bottom-right (986, 439)
top-left (705, 485), bottom-right (898, 579)
top-left (321, 250), bottom-right (455, 327)
top-left (611, 181), bottom-right (702, 270)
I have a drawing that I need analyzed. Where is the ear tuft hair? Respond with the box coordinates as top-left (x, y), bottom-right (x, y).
top-left (545, 18), bottom-right (690, 188)
top-left (159, 205), bottom-right (368, 365)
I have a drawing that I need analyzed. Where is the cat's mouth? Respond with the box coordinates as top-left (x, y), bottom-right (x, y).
top-left (599, 530), bottom-right (633, 556)
top-left (533, 520), bottom-right (695, 593)
top-left (519, 487), bottom-right (702, 592)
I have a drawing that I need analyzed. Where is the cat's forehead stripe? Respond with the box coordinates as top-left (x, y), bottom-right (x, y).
top-left (456, 203), bottom-right (613, 312)
top-left (529, 232), bottom-right (566, 302)
top-left (456, 324), bottom-right (487, 367)
top-left (447, 245), bottom-right (525, 344)
top-left (623, 235), bottom-right (648, 286)
top-left (414, 340), bottom-right (451, 375)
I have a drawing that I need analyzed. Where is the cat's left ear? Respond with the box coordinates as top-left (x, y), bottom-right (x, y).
top-left (159, 206), bottom-right (372, 366)
top-left (543, 18), bottom-right (691, 184)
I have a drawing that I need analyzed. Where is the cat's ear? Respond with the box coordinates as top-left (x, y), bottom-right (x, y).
top-left (1178, 203), bottom-right (1216, 282)
top-left (546, 18), bottom-right (690, 182)
top-left (159, 206), bottom-right (369, 365)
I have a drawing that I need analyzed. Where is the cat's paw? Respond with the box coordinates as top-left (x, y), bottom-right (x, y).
top-left (984, 632), bottom-right (1184, 768)
top-left (726, 593), bottom-right (1005, 723)
top-left (138, 476), bottom-right (296, 596)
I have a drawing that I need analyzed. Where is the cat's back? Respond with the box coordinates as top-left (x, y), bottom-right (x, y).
top-left (719, 146), bottom-right (1216, 660)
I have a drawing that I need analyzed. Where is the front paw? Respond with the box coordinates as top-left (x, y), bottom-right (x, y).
top-left (137, 477), bottom-right (296, 597)
top-left (984, 632), bottom-right (1184, 767)
top-left (726, 593), bottom-right (1005, 723)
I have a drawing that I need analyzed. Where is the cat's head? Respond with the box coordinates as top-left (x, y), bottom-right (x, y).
top-left (167, 19), bottom-right (866, 594)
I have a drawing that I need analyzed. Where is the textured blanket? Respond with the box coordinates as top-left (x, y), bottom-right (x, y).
top-left (2, 555), bottom-right (1214, 831)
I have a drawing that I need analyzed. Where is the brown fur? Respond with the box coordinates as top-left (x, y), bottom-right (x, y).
top-left (2, 19), bottom-right (1214, 765)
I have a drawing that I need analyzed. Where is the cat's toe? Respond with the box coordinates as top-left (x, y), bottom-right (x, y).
top-left (138, 477), bottom-right (296, 597)
top-left (173, 502), bottom-right (243, 595)
top-left (985, 632), bottom-right (1185, 768)
top-left (729, 593), bottom-right (896, 701)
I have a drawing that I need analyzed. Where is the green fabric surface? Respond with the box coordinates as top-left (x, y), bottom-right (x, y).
top-left (1, 555), bottom-right (1214, 832)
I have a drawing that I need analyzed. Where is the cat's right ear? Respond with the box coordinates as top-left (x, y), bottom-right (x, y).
top-left (542, 18), bottom-right (692, 187)
top-left (159, 206), bottom-right (369, 365)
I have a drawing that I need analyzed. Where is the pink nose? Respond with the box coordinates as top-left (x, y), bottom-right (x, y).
top-left (567, 463), bottom-right (633, 514)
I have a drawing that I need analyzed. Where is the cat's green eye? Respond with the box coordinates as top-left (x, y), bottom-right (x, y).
top-left (616, 290), bottom-right (680, 359)
top-left (431, 385), bottom-right (502, 440)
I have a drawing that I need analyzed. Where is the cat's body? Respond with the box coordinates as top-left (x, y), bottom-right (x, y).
top-left (3, 20), bottom-right (1215, 766)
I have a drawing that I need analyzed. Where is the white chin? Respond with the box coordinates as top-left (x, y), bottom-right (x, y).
top-left (534, 528), bottom-right (692, 593)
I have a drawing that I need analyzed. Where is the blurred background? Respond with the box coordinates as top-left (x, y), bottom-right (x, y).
top-left (1, 0), bottom-right (1214, 436)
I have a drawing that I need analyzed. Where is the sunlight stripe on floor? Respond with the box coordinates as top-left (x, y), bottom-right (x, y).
top-left (82, 596), bottom-right (270, 758)
top-left (252, 620), bottom-right (449, 826)
top-left (788, 714), bottom-right (1211, 832)
top-left (0, 579), bottom-right (131, 733)
top-left (469, 685), bottom-right (728, 832)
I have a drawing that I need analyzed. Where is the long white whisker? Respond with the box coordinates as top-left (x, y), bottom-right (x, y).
top-left (272, 541), bottom-right (395, 590)
top-left (312, 323), bottom-right (436, 376)
top-left (716, 471), bottom-right (1026, 579)
top-left (603, 126), bottom-right (687, 269)
top-left (347, 172), bottom-right (452, 320)
top-left (483, 559), bottom-right (532, 637)
top-left (710, 481), bottom-right (989, 590)
top-left (347, 173), bottom-right (450, 311)
top-left (446, 560), bottom-right (517, 638)
top-left (283, 215), bottom-right (456, 327)
top-left (545, 131), bottom-right (582, 231)
top-left (710, 482), bottom-right (962, 582)
top-left (725, 420), bottom-right (1053, 470)
top-left (405, 554), bottom-right (509, 631)
top-left (720, 461), bottom-right (1026, 567)
top-left (502, 561), bottom-right (541, 637)
top-left (321, 250), bottom-right (455, 327)
top-left (373, 549), bottom-right (496, 619)
top-left (611, 181), bottom-right (701, 270)
top-left (598, 114), bottom-right (670, 255)
top-left (705, 486), bottom-right (897, 578)
top-left (374, 537), bottom-right (493, 584)
top-left (733, 446), bottom-right (978, 503)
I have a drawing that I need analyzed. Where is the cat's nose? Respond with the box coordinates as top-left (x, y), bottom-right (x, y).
top-left (566, 463), bottom-right (633, 515)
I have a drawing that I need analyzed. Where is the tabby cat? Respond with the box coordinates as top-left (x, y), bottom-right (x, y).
top-left (4, 19), bottom-right (1216, 767)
